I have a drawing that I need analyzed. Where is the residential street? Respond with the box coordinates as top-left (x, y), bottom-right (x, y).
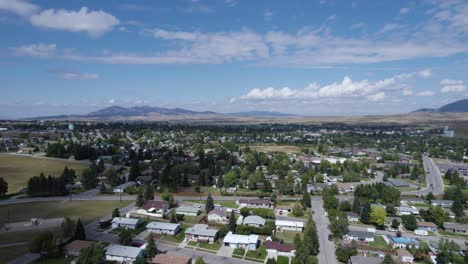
top-left (403, 155), bottom-right (444, 196)
top-left (311, 196), bottom-right (338, 264)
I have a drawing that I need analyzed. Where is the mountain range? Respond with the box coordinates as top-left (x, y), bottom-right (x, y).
top-left (412, 99), bottom-right (468, 113)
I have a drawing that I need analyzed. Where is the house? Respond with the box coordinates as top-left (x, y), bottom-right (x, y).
top-left (146, 222), bottom-right (180, 235)
top-left (414, 228), bottom-right (428, 236)
top-left (335, 182), bottom-right (355, 194)
top-left (105, 244), bottom-right (143, 263)
top-left (264, 240), bottom-right (295, 257)
top-left (237, 199), bottom-right (272, 208)
top-left (397, 248), bottom-right (414, 263)
top-left (63, 240), bottom-right (94, 256)
top-left (111, 217), bottom-right (141, 230)
top-left (346, 212), bottom-right (359, 222)
top-left (223, 231), bottom-right (259, 250)
top-left (443, 222), bottom-right (468, 234)
top-left (349, 256), bottom-right (383, 264)
top-left (207, 208), bottom-right (229, 223)
top-left (243, 215), bottom-right (266, 227)
top-left (130, 200), bottom-right (170, 218)
top-left (416, 222), bottom-right (438, 233)
top-left (152, 254), bottom-right (191, 264)
top-left (396, 206), bottom-right (419, 216)
top-left (184, 224), bottom-right (218, 243)
top-left (113, 181), bottom-right (137, 193)
top-left (430, 200), bottom-right (454, 208)
top-left (275, 205), bottom-right (293, 216)
top-left (344, 230), bottom-right (375, 242)
top-left (275, 220), bottom-right (304, 232)
top-left (388, 236), bottom-right (419, 249)
top-left (175, 206), bottom-right (201, 216)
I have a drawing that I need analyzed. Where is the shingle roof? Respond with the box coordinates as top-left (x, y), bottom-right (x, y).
top-left (63, 240), bottom-right (94, 251)
top-left (243, 215), bottom-right (266, 226)
top-left (146, 222), bottom-right (180, 231)
top-left (185, 224), bottom-right (218, 237)
top-left (208, 208), bottom-right (228, 217)
top-left (106, 244), bottom-right (142, 258)
top-left (175, 206), bottom-right (201, 213)
top-left (264, 240), bottom-right (294, 252)
top-left (143, 200), bottom-right (168, 211)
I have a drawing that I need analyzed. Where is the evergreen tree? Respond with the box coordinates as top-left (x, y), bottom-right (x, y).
top-left (81, 168), bottom-right (98, 190)
top-left (216, 175), bottom-right (224, 188)
top-left (425, 192), bottom-right (435, 201)
top-left (136, 189), bottom-right (145, 207)
top-left (146, 233), bottom-right (157, 259)
top-left (451, 197), bottom-right (464, 217)
top-left (99, 181), bottom-right (107, 194)
top-left (301, 191), bottom-right (311, 208)
top-left (170, 211), bottom-right (178, 223)
top-left (133, 257), bottom-right (146, 264)
top-left (205, 192), bottom-right (215, 213)
top-left (112, 208), bottom-right (120, 218)
top-left (74, 218), bottom-right (86, 240)
top-left (401, 214), bottom-right (417, 231)
top-left (0, 177), bottom-right (8, 196)
top-left (144, 184), bottom-right (154, 201)
top-left (119, 229), bottom-right (132, 245)
top-left (228, 210), bottom-right (237, 232)
top-left (352, 198), bottom-right (361, 213)
top-left (129, 159), bottom-right (140, 182)
top-left (391, 219), bottom-right (400, 229)
top-left (360, 202), bottom-right (371, 224)
top-left (382, 253), bottom-right (396, 264)
top-left (61, 217), bottom-right (75, 238)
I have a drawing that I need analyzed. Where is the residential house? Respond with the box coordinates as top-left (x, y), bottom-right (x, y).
top-left (349, 256), bottom-right (383, 264)
top-left (105, 244), bottom-right (143, 263)
top-left (130, 200), bottom-right (170, 218)
top-left (275, 220), bottom-right (304, 232)
top-left (396, 206), bottom-right (419, 216)
top-left (388, 236), bottom-right (420, 249)
top-left (414, 229), bottom-right (428, 236)
top-left (237, 199), bottom-right (272, 208)
top-left (346, 212), bottom-right (359, 222)
top-left (146, 222), bottom-right (180, 235)
top-left (443, 222), bottom-right (468, 235)
top-left (344, 230), bottom-right (375, 242)
top-left (63, 240), bottom-right (94, 256)
top-left (111, 217), bottom-right (141, 230)
top-left (152, 254), bottom-right (191, 264)
top-left (264, 240), bottom-right (296, 257)
top-left (335, 182), bottom-right (355, 194)
top-left (416, 222), bottom-right (437, 233)
top-left (184, 224), bottom-right (218, 243)
top-left (175, 206), bottom-right (201, 216)
top-left (113, 181), bottom-right (137, 193)
top-left (243, 215), bottom-right (266, 227)
top-left (207, 208), bottom-right (229, 224)
top-left (430, 200), bottom-right (454, 208)
top-left (275, 205), bottom-right (293, 216)
top-left (397, 248), bottom-right (414, 263)
top-left (223, 231), bottom-right (259, 250)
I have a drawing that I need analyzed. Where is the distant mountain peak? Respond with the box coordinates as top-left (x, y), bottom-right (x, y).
top-left (411, 99), bottom-right (468, 113)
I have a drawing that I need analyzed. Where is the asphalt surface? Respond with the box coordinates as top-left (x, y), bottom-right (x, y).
top-left (311, 196), bottom-right (338, 264)
top-left (403, 155), bottom-right (444, 196)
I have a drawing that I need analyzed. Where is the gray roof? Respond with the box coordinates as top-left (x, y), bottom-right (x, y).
top-left (385, 179), bottom-right (409, 187)
top-left (346, 212), bottom-right (359, 218)
top-left (243, 215), bottom-right (266, 226)
top-left (208, 208), bottom-right (228, 218)
top-left (106, 244), bottom-right (142, 258)
top-left (346, 230), bottom-right (375, 239)
top-left (146, 222), bottom-right (180, 231)
top-left (350, 256), bottom-right (382, 264)
top-left (176, 206), bottom-right (201, 214)
top-left (185, 224), bottom-right (218, 237)
top-left (111, 217), bottom-right (140, 226)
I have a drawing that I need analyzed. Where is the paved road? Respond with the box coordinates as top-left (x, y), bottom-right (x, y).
top-left (403, 155), bottom-right (444, 196)
top-left (311, 196), bottom-right (338, 264)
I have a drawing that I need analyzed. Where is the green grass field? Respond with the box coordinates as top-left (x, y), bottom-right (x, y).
top-left (185, 199), bottom-right (239, 208)
top-left (368, 235), bottom-right (391, 250)
top-left (0, 200), bottom-right (133, 226)
top-left (0, 154), bottom-right (88, 193)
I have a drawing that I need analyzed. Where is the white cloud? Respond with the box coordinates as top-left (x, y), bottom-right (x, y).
top-left (367, 92), bottom-right (385, 102)
top-left (108, 99), bottom-right (115, 104)
top-left (402, 90), bottom-right (413, 96)
top-left (0, 0), bottom-right (38, 17)
top-left (419, 69), bottom-right (432, 78)
top-left (379, 23), bottom-right (400, 34)
top-left (52, 70), bottom-right (99, 80)
top-left (12, 43), bottom-right (56, 58)
top-left (30, 7), bottom-right (119, 37)
top-left (416, 91), bottom-right (435, 97)
top-left (440, 79), bottom-right (466, 93)
top-left (400, 7), bottom-right (410, 14)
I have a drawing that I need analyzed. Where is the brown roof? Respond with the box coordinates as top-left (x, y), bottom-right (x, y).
top-left (397, 248), bottom-right (413, 257)
top-left (208, 208), bottom-right (228, 217)
top-left (238, 199), bottom-right (271, 205)
top-left (152, 254), bottom-right (191, 264)
top-left (264, 240), bottom-right (295, 252)
top-left (417, 221), bottom-right (437, 228)
top-left (143, 200), bottom-right (169, 211)
top-left (63, 240), bottom-right (94, 251)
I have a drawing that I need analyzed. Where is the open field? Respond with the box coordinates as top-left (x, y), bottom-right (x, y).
top-left (0, 200), bottom-right (133, 226)
top-left (0, 245), bottom-right (29, 264)
top-left (0, 154), bottom-right (88, 193)
top-left (249, 144), bottom-right (304, 154)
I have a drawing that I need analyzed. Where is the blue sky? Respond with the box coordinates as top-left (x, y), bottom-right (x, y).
top-left (1, 0), bottom-right (467, 118)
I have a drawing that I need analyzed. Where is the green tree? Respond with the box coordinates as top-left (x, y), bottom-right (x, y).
top-left (451, 197), bottom-right (464, 217)
top-left (360, 202), bottom-right (371, 224)
top-left (265, 258), bottom-right (277, 264)
top-left (302, 191), bottom-right (311, 208)
top-left (352, 199), bottom-right (361, 213)
top-left (29, 231), bottom-right (59, 257)
top-left (112, 208), bottom-right (120, 218)
top-left (76, 244), bottom-right (104, 264)
top-left (382, 253), bottom-right (396, 264)
top-left (339, 201), bottom-right (352, 212)
top-left (119, 229), bottom-right (132, 245)
top-left (205, 192), bottom-right (215, 213)
top-left (98, 182), bottom-right (107, 194)
top-left (370, 206), bottom-right (387, 227)
top-left (328, 210), bottom-right (349, 238)
top-left (133, 256), bottom-right (146, 264)
top-left (170, 211), bottom-right (178, 223)
top-left (195, 257), bottom-right (207, 264)
top-left (0, 177), bottom-right (8, 196)
top-left (144, 184), bottom-right (154, 201)
top-left (74, 218), bottom-right (86, 240)
top-left (391, 219), bottom-right (400, 229)
top-left (146, 233), bottom-right (157, 259)
top-left (136, 189), bottom-right (145, 207)
top-left (61, 217), bottom-right (75, 238)
top-left (81, 168), bottom-right (98, 190)
top-left (401, 214), bottom-right (417, 231)
top-left (425, 192), bottom-right (435, 202)
top-left (292, 203), bottom-right (304, 217)
top-left (335, 243), bottom-right (357, 262)
top-left (422, 206), bottom-right (448, 227)
top-left (228, 210), bottom-right (237, 232)
top-left (223, 170), bottom-right (238, 187)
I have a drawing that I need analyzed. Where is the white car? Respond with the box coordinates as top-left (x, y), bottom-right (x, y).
top-left (387, 228), bottom-right (396, 232)
top-left (193, 204), bottom-right (201, 208)
top-left (214, 203), bottom-right (222, 207)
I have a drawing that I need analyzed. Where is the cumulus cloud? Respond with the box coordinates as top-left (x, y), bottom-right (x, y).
top-left (51, 70), bottom-right (99, 80)
top-left (30, 7), bottom-right (119, 37)
top-left (0, 0), bottom-right (38, 17)
top-left (402, 90), bottom-right (413, 96)
top-left (440, 79), bottom-right (466, 93)
top-left (400, 7), bottom-right (410, 14)
top-left (235, 71), bottom-right (427, 103)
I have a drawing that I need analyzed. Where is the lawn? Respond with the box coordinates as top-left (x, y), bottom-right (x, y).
top-left (368, 235), bottom-right (391, 250)
top-left (249, 144), bottom-right (304, 154)
top-left (182, 213), bottom-right (206, 224)
top-left (198, 241), bottom-right (222, 251)
top-left (185, 200), bottom-right (239, 208)
top-left (0, 200), bottom-right (133, 226)
top-left (0, 154), bottom-right (88, 193)
top-left (245, 245), bottom-right (267, 261)
top-left (277, 256), bottom-right (290, 264)
top-left (233, 248), bottom-right (245, 256)
top-left (440, 230), bottom-right (468, 239)
top-left (0, 245), bottom-right (29, 264)
top-left (187, 241), bottom-right (198, 247)
top-left (275, 231), bottom-right (301, 245)
top-left (156, 226), bottom-right (187, 244)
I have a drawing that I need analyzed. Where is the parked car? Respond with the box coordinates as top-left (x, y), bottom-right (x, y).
top-left (328, 234), bottom-right (333, 241)
top-left (193, 204), bottom-right (201, 208)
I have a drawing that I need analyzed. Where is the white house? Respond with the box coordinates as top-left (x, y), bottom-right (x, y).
top-left (175, 206), bottom-right (201, 216)
top-left (146, 222), bottom-right (180, 235)
top-left (416, 222), bottom-right (438, 233)
top-left (396, 206), bottom-right (419, 216)
top-left (275, 220), bottom-right (304, 232)
top-left (430, 200), bottom-right (454, 208)
top-left (237, 199), bottom-right (272, 208)
top-left (105, 244), bottom-right (143, 263)
top-left (207, 208), bottom-right (229, 224)
top-left (243, 215), bottom-right (266, 227)
top-left (414, 228), bottom-right (428, 236)
top-left (344, 230), bottom-right (375, 242)
top-left (111, 217), bottom-right (141, 230)
top-left (397, 248), bottom-right (414, 263)
top-left (184, 224), bottom-right (218, 243)
top-left (346, 212), bottom-right (359, 222)
top-left (264, 240), bottom-right (296, 258)
top-left (223, 231), bottom-right (258, 250)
